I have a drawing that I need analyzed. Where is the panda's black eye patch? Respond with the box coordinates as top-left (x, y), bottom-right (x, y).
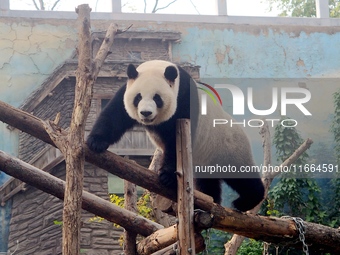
top-left (153, 94), bottom-right (163, 108)
top-left (133, 93), bottom-right (142, 107)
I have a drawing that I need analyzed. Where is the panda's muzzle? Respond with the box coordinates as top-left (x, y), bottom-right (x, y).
top-left (140, 111), bottom-right (155, 124)
top-left (140, 111), bottom-right (152, 117)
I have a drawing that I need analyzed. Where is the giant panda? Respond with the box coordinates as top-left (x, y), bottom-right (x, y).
top-left (86, 60), bottom-right (264, 212)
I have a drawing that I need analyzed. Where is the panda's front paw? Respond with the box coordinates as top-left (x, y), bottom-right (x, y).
top-left (159, 165), bottom-right (177, 188)
top-left (86, 135), bottom-right (110, 153)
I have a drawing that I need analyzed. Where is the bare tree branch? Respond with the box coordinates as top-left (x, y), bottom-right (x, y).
top-left (151, 0), bottom-right (158, 13)
top-left (152, 0), bottom-right (178, 13)
top-left (189, 0), bottom-right (200, 14)
top-left (32, 0), bottom-right (40, 10)
top-left (144, 0), bottom-right (147, 13)
top-left (51, 0), bottom-right (61, 10)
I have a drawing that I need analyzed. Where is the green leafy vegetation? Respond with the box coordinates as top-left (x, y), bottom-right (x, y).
top-left (89, 192), bottom-right (154, 228)
top-left (329, 89), bottom-right (340, 226)
top-left (268, 118), bottom-right (324, 222)
top-left (266, 0), bottom-right (340, 17)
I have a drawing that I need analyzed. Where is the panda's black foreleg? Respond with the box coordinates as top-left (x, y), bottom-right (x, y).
top-left (195, 179), bottom-right (222, 204)
top-left (86, 84), bottom-right (136, 153)
top-left (223, 178), bottom-right (265, 212)
top-left (158, 151), bottom-right (178, 189)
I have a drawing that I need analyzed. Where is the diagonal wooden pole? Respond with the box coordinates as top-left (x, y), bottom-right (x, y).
top-left (0, 150), bottom-right (162, 237)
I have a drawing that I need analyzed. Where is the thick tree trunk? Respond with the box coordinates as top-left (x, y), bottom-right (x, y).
top-left (57, 5), bottom-right (92, 254)
top-left (41, 5), bottom-right (120, 254)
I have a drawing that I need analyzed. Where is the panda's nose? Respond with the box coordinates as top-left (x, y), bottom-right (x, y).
top-left (140, 111), bottom-right (152, 117)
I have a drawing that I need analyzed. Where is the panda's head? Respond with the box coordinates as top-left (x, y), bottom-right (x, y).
top-left (124, 60), bottom-right (180, 125)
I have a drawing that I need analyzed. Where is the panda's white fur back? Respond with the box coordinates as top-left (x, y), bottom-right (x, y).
top-left (193, 90), bottom-right (255, 168)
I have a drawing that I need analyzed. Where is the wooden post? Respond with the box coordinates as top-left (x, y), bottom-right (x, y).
top-left (176, 119), bottom-right (195, 254)
top-left (60, 5), bottom-right (92, 255)
top-left (124, 179), bottom-right (138, 254)
top-left (41, 6), bottom-right (120, 255)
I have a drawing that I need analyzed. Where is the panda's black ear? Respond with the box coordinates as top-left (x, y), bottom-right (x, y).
top-left (164, 66), bottom-right (178, 84)
top-left (127, 64), bottom-right (138, 79)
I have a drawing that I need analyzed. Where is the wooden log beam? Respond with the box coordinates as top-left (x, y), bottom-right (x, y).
top-left (0, 150), bottom-right (162, 237)
top-left (136, 225), bottom-right (206, 255)
top-left (150, 233), bottom-right (205, 255)
top-left (1, 102), bottom-right (340, 253)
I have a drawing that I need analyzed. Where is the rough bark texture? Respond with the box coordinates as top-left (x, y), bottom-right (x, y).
top-left (59, 6), bottom-right (92, 254)
top-left (1, 102), bottom-right (340, 253)
top-left (176, 119), bottom-right (195, 255)
top-left (149, 149), bottom-right (177, 225)
top-left (41, 6), bottom-right (120, 254)
top-left (0, 150), bottom-right (163, 237)
top-left (124, 179), bottom-right (138, 254)
top-left (136, 226), bottom-right (205, 255)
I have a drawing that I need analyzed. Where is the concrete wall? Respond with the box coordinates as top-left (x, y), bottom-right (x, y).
top-left (0, 15), bottom-right (339, 162)
top-left (0, 18), bottom-right (76, 176)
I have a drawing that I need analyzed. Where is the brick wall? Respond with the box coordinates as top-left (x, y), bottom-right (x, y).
top-left (18, 78), bottom-right (75, 163)
top-left (7, 163), bottom-right (124, 255)
top-left (93, 38), bottom-right (171, 62)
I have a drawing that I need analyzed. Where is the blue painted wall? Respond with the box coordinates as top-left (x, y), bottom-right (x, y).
top-left (173, 26), bottom-right (340, 78)
top-left (0, 19), bottom-right (76, 251)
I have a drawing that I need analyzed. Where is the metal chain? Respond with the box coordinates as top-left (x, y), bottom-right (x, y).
top-left (282, 216), bottom-right (309, 255)
top-left (201, 228), bottom-right (211, 255)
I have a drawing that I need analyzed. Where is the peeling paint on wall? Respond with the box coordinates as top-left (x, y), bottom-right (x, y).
top-left (0, 21), bottom-right (76, 107)
top-left (172, 26), bottom-right (340, 78)
top-left (0, 19), bottom-right (77, 179)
